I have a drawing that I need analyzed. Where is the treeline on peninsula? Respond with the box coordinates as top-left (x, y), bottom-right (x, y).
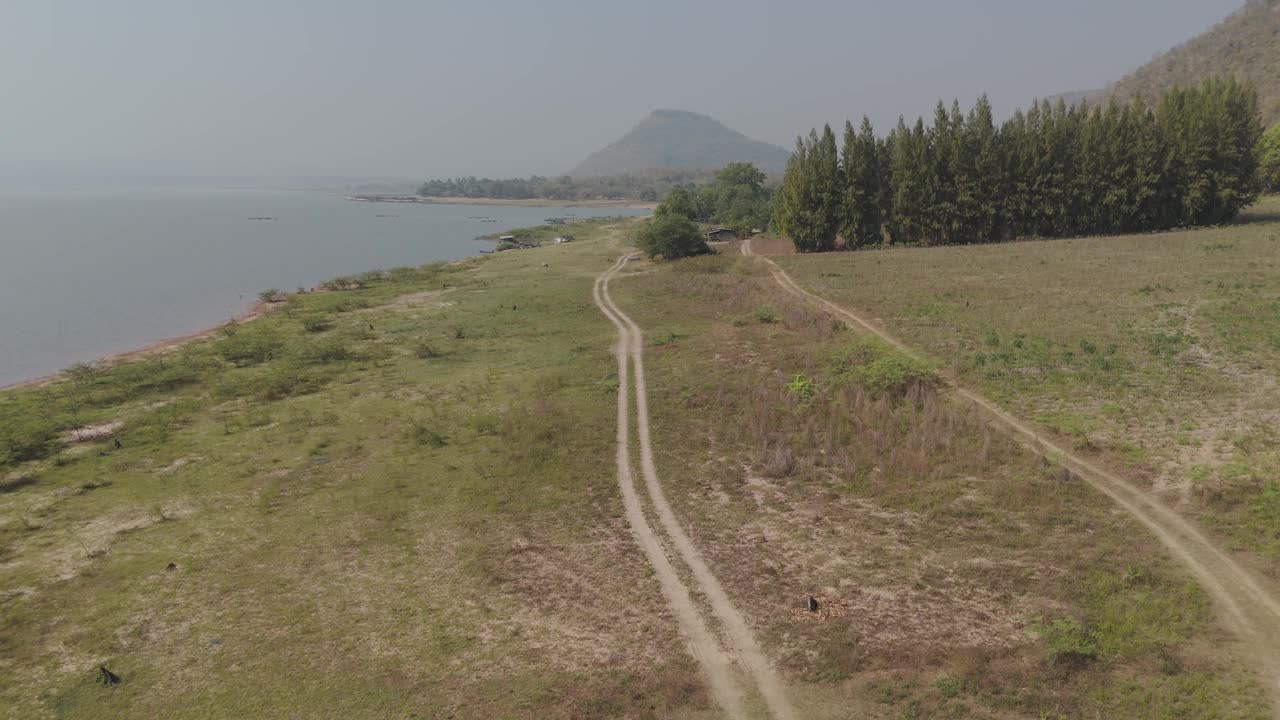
top-left (416, 168), bottom-right (717, 202)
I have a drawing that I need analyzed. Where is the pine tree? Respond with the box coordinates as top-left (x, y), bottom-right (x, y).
top-left (808, 125), bottom-right (843, 251)
top-left (966, 95), bottom-right (1002, 242)
top-left (888, 117), bottom-right (920, 244)
top-left (773, 137), bottom-right (809, 249)
top-left (780, 78), bottom-right (1260, 249)
top-left (841, 117), bottom-right (882, 247)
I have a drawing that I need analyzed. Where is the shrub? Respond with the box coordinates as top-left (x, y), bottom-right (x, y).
top-left (753, 306), bottom-right (779, 324)
top-left (217, 330), bottom-right (286, 367)
top-left (1036, 616), bottom-right (1098, 668)
top-left (1, 421), bottom-right (60, 466)
top-left (413, 341), bottom-right (442, 359)
top-left (301, 316), bottom-right (333, 334)
top-left (258, 288), bottom-right (283, 303)
top-left (407, 417), bottom-right (448, 447)
top-left (824, 338), bottom-right (937, 395)
top-left (785, 374), bottom-right (815, 401)
top-left (296, 339), bottom-right (352, 365)
top-left (635, 214), bottom-right (710, 259)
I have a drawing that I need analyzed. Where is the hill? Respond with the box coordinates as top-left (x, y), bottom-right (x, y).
top-left (1103, 0), bottom-right (1280, 124)
top-left (570, 109), bottom-right (791, 178)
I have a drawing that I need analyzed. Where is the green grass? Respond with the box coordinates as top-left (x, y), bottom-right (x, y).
top-left (0, 219), bottom-right (711, 720)
top-left (777, 196), bottom-right (1280, 563)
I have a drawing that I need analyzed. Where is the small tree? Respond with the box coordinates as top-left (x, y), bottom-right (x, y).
top-left (635, 214), bottom-right (710, 259)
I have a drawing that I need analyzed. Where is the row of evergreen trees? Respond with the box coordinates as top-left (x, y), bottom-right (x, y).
top-left (773, 78), bottom-right (1264, 251)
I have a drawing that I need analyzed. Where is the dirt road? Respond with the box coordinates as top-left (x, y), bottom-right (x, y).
top-left (595, 254), bottom-right (797, 720)
top-left (743, 238), bottom-right (1280, 715)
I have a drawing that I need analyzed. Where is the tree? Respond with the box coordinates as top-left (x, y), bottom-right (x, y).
top-left (655, 185), bottom-right (702, 221)
top-left (635, 213), bottom-right (710, 259)
top-left (774, 128), bottom-right (842, 252)
top-left (704, 162), bottom-right (771, 233)
top-left (772, 137), bottom-right (808, 244)
top-left (780, 79), bottom-right (1261, 250)
top-left (841, 117), bottom-right (882, 247)
top-left (1261, 123), bottom-right (1280, 193)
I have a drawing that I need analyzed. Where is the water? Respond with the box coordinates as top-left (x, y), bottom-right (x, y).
top-left (0, 187), bottom-right (647, 386)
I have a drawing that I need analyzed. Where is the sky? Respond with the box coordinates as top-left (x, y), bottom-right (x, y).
top-left (0, 0), bottom-right (1246, 182)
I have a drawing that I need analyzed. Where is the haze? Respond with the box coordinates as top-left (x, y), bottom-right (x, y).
top-left (1, 0), bottom-right (1243, 182)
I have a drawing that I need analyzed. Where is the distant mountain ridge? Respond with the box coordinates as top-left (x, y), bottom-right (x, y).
top-left (570, 109), bottom-right (791, 178)
top-left (1101, 0), bottom-right (1280, 124)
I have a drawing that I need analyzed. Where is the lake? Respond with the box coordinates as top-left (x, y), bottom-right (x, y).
top-left (0, 187), bottom-right (647, 387)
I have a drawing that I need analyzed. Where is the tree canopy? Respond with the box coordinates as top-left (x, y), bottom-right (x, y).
top-left (776, 78), bottom-right (1263, 251)
top-left (635, 213), bottom-right (710, 259)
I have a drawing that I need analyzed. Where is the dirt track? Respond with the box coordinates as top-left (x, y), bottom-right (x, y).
top-left (595, 254), bottom-right (797, 720)
top-left (743, 238), bottom-right (1280, 716)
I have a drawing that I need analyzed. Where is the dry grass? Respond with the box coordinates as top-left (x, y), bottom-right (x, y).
top-left (777, 198), bottom-right (1280, 564)
top-left (612, 251), bottom-right (1268, 718)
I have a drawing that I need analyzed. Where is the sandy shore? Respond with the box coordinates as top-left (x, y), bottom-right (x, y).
top-left (352, 195), bottom-right (657, 210)
top-left (0, 300), bottom-right (273, 392)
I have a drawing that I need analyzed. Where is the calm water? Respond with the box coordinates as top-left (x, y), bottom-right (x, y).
top-left (0, 187), bottom-right (646, 386)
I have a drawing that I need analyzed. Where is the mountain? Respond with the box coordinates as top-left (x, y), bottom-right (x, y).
top-left (570, 109), bottom-right (792, 178)
top-left (1103, 0), bottom-right (1280, 125)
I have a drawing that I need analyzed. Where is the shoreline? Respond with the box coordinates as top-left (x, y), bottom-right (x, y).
top-left (0, 299), bottom-right (273, 393)
top-left (348, 194), bottom-right (657, 210)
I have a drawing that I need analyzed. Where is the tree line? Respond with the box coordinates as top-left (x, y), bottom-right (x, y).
top-left (774, 78), bottom-right (1265, 252)
top-left (416, 168), bottom-right (715, 202)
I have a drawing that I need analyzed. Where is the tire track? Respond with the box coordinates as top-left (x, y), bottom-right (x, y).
top-left (597, 254), bottom-right (798, 720)
top-left (594, 255), bottom-right (749, 719)
top-left (743, 238), bottom-right (1280, 714)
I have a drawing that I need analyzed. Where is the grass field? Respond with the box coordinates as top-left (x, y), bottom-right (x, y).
top-left (613, 252), bottom-right (1266, 718)
top-left (775, 196), bottom-right (1280, 567)
top-left (1, 211), bottom-right (1274, 718)
top-left (0, 221), bottom-right (716, 719)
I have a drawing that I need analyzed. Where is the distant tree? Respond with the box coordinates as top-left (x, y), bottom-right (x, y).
top-left (655, 185), bottom-right (702, 221)
top-left (888, 117), bottom-right (927, 244)
top-left (777, 126), bottom-right (841, 252)
top-left (635, 213), bottom-right (710, 259)
top-left (841, 117), bottom-right (882, 247)
top-left (704, 162), bottom-right (771, 233)
top-left (772, 137), bottom-right (808, 245)
top-left (1262, 123), bottom-right (1280, 193)
top-left (966, 95), bottom-right (1003, 242)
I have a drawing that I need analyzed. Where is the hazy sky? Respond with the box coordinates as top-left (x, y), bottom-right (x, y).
top-left (1, 0), bottom-right (1244, 181)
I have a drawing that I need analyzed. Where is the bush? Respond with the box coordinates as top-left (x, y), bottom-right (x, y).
top-left (1037, 616), bottom-right (1098, 668)
top-left (217, 330), bottom-right (286, 367)
top-left (1, 420), bottom-right (61, 466)
top-left (301, 316), bottom-right (333, 333)
top-left (635, 214), bottom-right (710, 259)
top-left (824, 338), bottom-right (937, 395)
top-left (413, 341), bottom-right (442, 359)
top-left (295, 338), bottom-right (352, 365)
top-left (258, 288), bottom-right (283, 303)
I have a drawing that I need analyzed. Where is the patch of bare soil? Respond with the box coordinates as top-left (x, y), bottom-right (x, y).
top-left (62, 420), bottom-right (123, 443)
